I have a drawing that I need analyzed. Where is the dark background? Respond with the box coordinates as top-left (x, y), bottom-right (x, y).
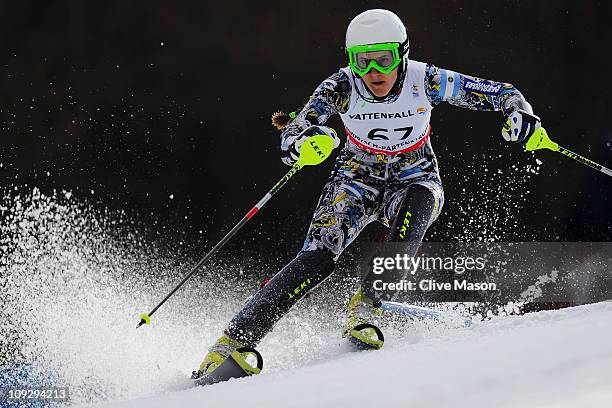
top-left (1, 1), bottom-right (611, 263)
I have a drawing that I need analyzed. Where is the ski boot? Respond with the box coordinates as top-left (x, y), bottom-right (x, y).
top-left (342, 287), bottom-right (385, 350)
top-left (191, 334), bottom-right (263, 386)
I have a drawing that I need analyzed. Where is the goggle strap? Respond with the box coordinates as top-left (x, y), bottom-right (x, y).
top-left (399, 39), bottom-right (410, 56)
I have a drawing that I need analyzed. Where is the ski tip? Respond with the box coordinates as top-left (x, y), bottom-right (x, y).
top-left (138, 313), bottom-right (151, 327)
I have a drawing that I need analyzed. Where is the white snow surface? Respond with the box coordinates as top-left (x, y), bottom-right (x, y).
top-left (2, 189), bottom-right (609, 408)
top-left (88, 302), bottom-right (612, 408)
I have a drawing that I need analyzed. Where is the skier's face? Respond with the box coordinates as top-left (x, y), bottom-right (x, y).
top-left (362, 66), bottom-right (398, 97)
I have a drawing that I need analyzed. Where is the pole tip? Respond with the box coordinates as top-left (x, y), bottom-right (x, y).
top-left (137, 313), bottom-right (151, 328)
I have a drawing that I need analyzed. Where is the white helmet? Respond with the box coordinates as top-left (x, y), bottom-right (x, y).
top-left (345, 9), bottom-right (409, 55)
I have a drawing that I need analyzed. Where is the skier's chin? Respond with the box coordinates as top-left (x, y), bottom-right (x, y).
top-left (366, 82), bottom-right (394, 98)
top-left (369, 84), bottom-right (391, 97)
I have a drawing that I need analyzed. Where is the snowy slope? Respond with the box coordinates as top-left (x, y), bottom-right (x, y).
top-left (86, 302), bottom-right (612, 408)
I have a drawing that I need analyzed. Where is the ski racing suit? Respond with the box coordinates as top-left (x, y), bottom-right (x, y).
top-left (225, 59), bottom-right (532, 346)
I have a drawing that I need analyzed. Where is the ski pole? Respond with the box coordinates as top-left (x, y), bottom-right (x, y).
top-left (137, 134), bottom-right (335, 328)
top-left (525, 127), bottom-right (611, 177)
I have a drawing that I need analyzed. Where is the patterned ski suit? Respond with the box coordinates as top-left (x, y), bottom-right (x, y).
top-left (225, 59), bottom-right (531, 345)
top-left (282, 60), bottom-right (528, 259)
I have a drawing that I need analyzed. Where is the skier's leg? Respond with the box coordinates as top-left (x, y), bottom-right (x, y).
top-left (197, 153), bottom-right (381, 375)
top-left (362, 179), bottom-right (444, 301)
top-left (226, 168), bottom-right (379, 345)
top-left (340, 180), bottom-right (443, 349)
top-left (225, 248), bottom-right (335, 345)
top-left (198, 248), bottom-right (336, 377)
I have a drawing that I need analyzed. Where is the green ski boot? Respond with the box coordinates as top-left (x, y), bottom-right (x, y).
top-left (342, 287), bottom-right (385, 350)
top-left (192, 334), bottom-right (263, 386)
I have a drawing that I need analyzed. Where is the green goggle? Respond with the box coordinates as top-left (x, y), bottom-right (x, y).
top-left (347, 43), bottom-right (402, 76)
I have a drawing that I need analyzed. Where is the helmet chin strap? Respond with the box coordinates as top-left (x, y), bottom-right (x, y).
top-left (354, 56), bottom-right (408, 104)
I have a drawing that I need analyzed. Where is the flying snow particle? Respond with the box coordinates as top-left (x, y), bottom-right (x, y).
top-left (169, 194), bottom-right (174, 200)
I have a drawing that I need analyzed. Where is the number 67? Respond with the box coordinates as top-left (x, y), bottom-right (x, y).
top-left (367, 127), bottom-right (413, 141)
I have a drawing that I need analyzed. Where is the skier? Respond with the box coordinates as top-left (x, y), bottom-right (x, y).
top-left (193, 8), bottom-right (541, 377)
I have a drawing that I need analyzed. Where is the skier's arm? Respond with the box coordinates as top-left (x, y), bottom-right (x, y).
top-left (274, 71), bottom-right (350, 165)
top-left (424, 64), bottom-right (531, 114)
top-left (425, 64), bottom-right (541, 142)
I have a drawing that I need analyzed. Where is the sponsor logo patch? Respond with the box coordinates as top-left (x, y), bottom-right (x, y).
top-left (348, 111), bottom-right (414, 120)
top-left (463, 79), bottom-right (502, 95)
